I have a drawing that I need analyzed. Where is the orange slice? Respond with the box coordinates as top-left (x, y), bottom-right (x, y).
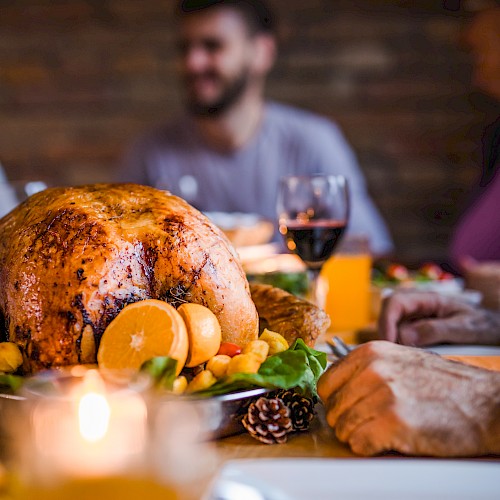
top-left (97, 299), bottom-right (188, 375)
top-left (177, 303), bottom-right (222, 367)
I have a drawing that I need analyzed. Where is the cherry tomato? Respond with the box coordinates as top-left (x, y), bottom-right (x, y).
top-left (386, 263), bottom-right (409, 282)
top-left (217, 342), bottom-right (242, 357)
top-left (419, 262), bottom-right (443, 280)
top-left (439, 271), bottom-right (455, 281)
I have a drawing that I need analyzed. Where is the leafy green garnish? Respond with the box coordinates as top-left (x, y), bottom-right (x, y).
top-left (248, 272), bottom-right (308, 297)
top-left (139, 340), bottom-right (327, 398)
top-left (140, 356), bottom-right (178, 390)
top-left (0, 374), bottom-right (25, 393)
top-left (196, 339), bottom-right (327, 398)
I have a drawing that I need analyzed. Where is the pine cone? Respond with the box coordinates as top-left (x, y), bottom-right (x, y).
top-left (242, 397), bottom-right (293, 444)
top-left (274, 389), bottom-right (316, 432)
top-left (231, 395), bottom-right (256, 425)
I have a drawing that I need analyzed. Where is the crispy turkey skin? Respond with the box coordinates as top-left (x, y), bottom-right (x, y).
top-left (0, 184), bottom-right (259, 373)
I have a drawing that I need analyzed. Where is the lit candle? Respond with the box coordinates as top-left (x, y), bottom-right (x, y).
top-left (78, 391), bottom-right (110, 442)
top-left (6, 368), bottom-right (217, 500)
top-left (29, 369), bottom-right (148, 480)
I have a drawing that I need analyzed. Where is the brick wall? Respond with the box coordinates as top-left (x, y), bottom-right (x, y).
top-left (1, 0), bottom-right (498, 264)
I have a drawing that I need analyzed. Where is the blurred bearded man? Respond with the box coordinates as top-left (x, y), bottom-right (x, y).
top-left (119, 0), bottom-right (393, 257)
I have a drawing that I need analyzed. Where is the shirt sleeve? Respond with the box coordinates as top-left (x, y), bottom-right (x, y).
top-left (305, 121), bottom-right (394, 257)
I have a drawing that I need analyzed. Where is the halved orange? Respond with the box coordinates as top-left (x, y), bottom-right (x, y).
top-left (177, 303), bottom-right (222, 368)
top-left (97, 299), bottom-right (189, 375)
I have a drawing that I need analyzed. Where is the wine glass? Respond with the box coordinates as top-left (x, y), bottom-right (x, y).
top-left (0, 180), bottom-right (49, 218)
top-left (277, 174), bottom-right (349, 308)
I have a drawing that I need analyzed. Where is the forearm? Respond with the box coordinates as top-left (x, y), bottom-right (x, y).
top-left (466, 309), bottom-right (500, 345)
top-left (318, 342), bottom-right (500, 457)
top-left (481, 371), bottom-right (500, 454)
top-left (379, 292), bottom-right (500, 346)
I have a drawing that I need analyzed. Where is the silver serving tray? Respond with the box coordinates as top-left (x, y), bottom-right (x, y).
top-left (0, 385), bottom-right (271, 442)
top-left (208, 387), bottom-right (271, 439)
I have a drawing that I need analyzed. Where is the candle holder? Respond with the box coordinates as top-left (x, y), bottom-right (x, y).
top-left (3, 366), bottom-right (219, 500)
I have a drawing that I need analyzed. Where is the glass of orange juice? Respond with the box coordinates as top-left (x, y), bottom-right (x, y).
top-left (320, 235), bottom-right (372, 334)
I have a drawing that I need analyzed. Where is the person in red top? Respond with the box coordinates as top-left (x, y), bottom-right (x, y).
top-left (449, 7), bottom-right (500, 267)
top-left (449, 164), bottom-right (500, 264)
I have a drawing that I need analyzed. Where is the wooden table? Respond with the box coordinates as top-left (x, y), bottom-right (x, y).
top-left (215, 406), bottom-right (355, 464)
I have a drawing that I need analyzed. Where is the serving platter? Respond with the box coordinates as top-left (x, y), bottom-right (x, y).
top-left (0, 383), bottom-right (272, 442)
top-left (205, 387), bottom-right (271, 439)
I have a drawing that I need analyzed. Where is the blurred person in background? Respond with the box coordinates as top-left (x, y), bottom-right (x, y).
top-left (318, 290), bottom-right (500, 457)
top-left (449, 6), bottom-right (500, 267)
top-left (118, 0), bottom-right (393, 256)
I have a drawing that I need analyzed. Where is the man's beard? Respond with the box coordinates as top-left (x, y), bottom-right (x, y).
top-left (184, 69), bottom-right (250, 117)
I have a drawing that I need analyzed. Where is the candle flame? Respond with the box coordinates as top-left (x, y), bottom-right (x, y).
top-left (77, 369), bottom-right (110, 442)
top-left (78, 391), bottom-right (110, 442)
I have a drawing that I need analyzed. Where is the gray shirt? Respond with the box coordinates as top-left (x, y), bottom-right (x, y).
top-left (119, 101), bottom-right (393, 255)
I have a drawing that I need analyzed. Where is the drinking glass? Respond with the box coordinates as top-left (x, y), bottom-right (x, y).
top-left (2, 368), bottom-right (219, 500)
top-left (277, 174), bottom-right (349, 307)
top-left (0, 180), bottom-right (49, 218)
top-left (321, 235), bottom-right (372, 332)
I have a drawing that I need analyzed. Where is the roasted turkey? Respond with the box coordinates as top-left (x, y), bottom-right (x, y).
top-left (0, 184), bottom-right (259, 373)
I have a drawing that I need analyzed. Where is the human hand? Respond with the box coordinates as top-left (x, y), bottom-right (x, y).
top-left (317, 341), bottom-right (500, 456)
top-left (378, 291), bottom-right (500, 346)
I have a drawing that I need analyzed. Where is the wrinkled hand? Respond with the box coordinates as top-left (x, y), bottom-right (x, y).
top-left (318, 341), bottom-right (500, 456)
top-left (378, 292), bottom-right (500, 346)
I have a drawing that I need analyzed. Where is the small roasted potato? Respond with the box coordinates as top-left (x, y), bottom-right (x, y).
top-left (172, 375), bottom-right (188, 394)
top-left (259, 329), bottom-right (289, 355)
top-left (0, 342), bottom-right (23, 373)
top-left (242, 340), bottom-right (269, 362)
top-left (227, 353), bottom-right (261, 375)
top-left (186, 370), bottom-right (217, 393)
top-left (206, 354), bottom-right (231, 379)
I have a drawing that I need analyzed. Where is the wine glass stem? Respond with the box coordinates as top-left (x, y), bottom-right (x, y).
top-left (306, 268), bottom-right (327, 309)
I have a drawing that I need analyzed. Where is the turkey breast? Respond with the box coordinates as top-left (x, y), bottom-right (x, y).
top-left (0, 184), bottom-right (259, 373)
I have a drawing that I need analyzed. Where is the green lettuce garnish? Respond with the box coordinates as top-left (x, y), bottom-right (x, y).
top-left (0, 374), bottom-right (25, 393)
top-left (140, 356), bottom-right (178, 390)
top-left (140, 339), bottom-right (327, 398)
top-left (195, 339), bottom-right (327, 398)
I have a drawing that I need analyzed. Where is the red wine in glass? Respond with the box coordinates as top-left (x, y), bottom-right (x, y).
top-left (277, 174), bottom-right (349, 308)
top-left (283, 220), bottom-right (347, 269)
